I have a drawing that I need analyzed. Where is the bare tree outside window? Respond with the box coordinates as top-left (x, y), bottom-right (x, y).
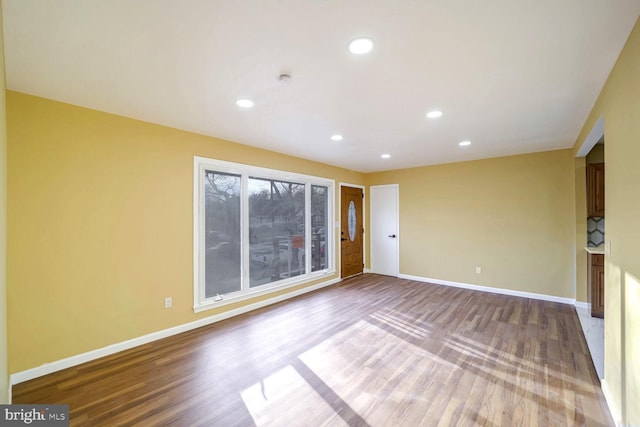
top-left (204, 171), bottom-right (241, 297)
top-left (249, 178), bottom-right (305, 287)
top-left (311, 185), bottom-right (328, 271)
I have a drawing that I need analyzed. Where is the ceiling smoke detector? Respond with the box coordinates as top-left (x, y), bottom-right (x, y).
top-left (278, 73), bottom-right (292, 84)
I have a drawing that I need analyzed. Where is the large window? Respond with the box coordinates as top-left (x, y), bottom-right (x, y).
top-left (194, 157), bottom-right (334, 311)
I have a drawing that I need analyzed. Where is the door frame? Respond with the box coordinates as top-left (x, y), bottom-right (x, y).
top-left (370, 184), bottom-right (399, 277)
top-left (338, 183), bottom-right (366, 278)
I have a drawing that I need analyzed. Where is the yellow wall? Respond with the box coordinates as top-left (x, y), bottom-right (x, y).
top-left (366, 149), bottom-right (576, 298)
top-left (572, 17), bottom-right (640, 426)
top-left (0, 2), bottom-right (9, 404)
top-left (6, 91), bottom-right (364, 373)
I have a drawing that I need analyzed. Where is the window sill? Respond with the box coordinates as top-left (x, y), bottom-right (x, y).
top-left (193, 269), bottom-right (336, 313)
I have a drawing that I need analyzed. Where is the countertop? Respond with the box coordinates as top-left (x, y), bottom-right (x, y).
top-left (585, 245), bottom-right (605, 254)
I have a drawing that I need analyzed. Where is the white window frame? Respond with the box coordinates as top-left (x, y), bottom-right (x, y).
top-left (193, 156), bottom-right (335, 312)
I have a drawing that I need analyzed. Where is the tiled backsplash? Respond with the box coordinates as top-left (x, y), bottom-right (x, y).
top-left (587, 217), bottom-right (605, 247)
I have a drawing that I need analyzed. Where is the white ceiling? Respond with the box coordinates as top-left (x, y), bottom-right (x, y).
top-left (4, 1), bottom-right (639, 172)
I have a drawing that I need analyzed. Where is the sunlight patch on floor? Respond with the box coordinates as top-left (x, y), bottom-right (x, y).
top-left (442, 332), bottom-right (599, 425)
top-left (240, 365), bottom-right (347, 427)
top-left (298, 318), bottom-right (461, 426)
top-left (368, 307), bottom-right (432, 339)
top-left (240, 303), bottom-right (606, 426)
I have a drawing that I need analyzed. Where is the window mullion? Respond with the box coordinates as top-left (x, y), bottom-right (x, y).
top-left (327, 186), bottom-right (334, 272)
top-left (198, 165), bottom-right (206, 306)
top-left (241, 173), bottom-right (250, 291)
top-left (305, 183), bottom-right (311, 274)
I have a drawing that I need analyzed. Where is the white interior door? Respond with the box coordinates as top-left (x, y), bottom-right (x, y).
top-left (370, 185), bottom-right (399, 276)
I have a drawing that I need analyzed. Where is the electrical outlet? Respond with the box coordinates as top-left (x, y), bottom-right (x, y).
top-left (164, 297), bottom-right (172, 308)
top-left (475, 266), bottom-right (482, 274)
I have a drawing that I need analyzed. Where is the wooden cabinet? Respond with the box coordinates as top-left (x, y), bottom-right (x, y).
top-left (588, 253), bottom-right (604, 318)
top-left (587, 163), bottom-right (605, 217)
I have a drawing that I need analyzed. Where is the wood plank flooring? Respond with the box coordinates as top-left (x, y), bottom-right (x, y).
top-left (13, 274), bottom-right (613, 426)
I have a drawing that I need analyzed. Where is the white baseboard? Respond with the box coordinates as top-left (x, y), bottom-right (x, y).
top-left (575, 301), bottom-right (590, 309)
top-left (10, 277), bottom-right (341, 386)
top-left (398, 274), bottom-right (576, 305)
top-left (601, 379), bottom-right (623, 427)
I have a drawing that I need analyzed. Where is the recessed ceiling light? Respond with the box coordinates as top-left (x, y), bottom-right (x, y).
top-left (331, 134), bottom-right (343, 141)
top-left (381, 153), bottom-right (391, 159)
top-left (459, 140), bottom-right (471, 146)
top-left (426, 110), bottom-right (443, 119)
top-left (236, 99), bottom-right (254, 108)
top-left (348, 37), bottom-right (373, 55)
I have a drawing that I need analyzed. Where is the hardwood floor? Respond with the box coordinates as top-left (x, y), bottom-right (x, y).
top-left (13, 274), bottom-right (613, 426)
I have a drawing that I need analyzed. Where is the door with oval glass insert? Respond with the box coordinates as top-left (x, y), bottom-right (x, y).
top-left (340, 185), bottom-right (364, 278)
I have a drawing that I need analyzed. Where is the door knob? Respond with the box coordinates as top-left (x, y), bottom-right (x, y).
top-left (388, 234), bottom-right (396, 238)
top-left (341, 238), bottom-right (348, 241)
